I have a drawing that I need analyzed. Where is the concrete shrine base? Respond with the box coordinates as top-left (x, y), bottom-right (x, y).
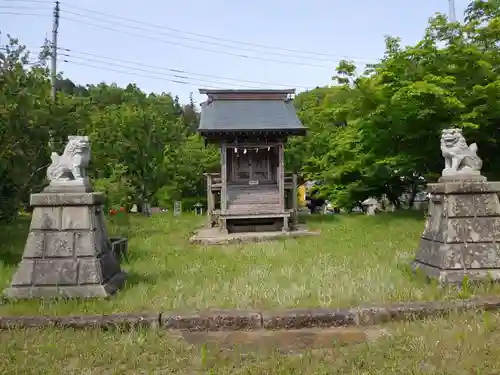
top-left (4, 191), bottom-right (126, 299)
top-left (412, 178), bottom-right (500, 284)
top-left (190, 224), bottom-right (320, 245)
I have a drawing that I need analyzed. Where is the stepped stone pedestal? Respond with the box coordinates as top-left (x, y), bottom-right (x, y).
top-left (412, 178), bottom-right (500, 284)
top-left (4, 191), bottom-right (127, 298)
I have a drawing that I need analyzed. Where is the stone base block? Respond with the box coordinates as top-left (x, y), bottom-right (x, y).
top-left (4, 271), bottom-right (127, 299)
top-left (413, 179), bottom-right (500, 284)
top-left (438, 174), bottom-right (486, 183)
top-left (412, 261), bottom-right (500, 284)
top-left (4, 190), bottom-right (127, 300)
top-left (30, 192), bottom-right (104, 206)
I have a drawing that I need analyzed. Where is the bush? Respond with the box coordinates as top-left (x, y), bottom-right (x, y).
top-left (107, 207), bottom-right (130, 238)
top-left (93, 164), bottom-right (134, 212)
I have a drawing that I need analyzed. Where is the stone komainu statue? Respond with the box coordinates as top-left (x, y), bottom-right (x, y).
top-left (440, 128), bottom-right (482, 176)
top-left (47, 135), bottom-right (91, 184)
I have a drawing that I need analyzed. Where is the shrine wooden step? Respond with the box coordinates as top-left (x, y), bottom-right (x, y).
top-left (226, 203), bottom-right (284, 215)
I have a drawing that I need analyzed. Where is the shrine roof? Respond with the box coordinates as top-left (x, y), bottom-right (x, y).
top-left (197, 89), bottom-right (306, 135)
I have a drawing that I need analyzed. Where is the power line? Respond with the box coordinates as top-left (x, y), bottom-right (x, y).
top-left (0, 11), bottom-right (49, 16)
top-left (59, 16), bottom-right (338, 69)
top-left (59, 54), bottom-right (268, 89)
top-left (3, 0), bottom-right (379, 68)
top-left (60, 59), bottom-right (265, 89)
top-left (0, 5), bottom-right (50, 11)
top-left (61, 2), bottom-right (375, 62)
top-left (58, 47), bottom-right (312, 89)
top-left (62, 8), bottom-right (372, 64)
top-left (2, 0), bottom-right (52, 3)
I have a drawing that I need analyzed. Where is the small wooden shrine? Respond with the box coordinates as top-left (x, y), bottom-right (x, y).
top-left (198, 89), bottom-right (306, 233)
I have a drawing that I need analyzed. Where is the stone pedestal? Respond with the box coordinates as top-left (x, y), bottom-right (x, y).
top-left (412, 179), bottom-right (500, 284)
top-left (4, 192), bottom-right (127, 298)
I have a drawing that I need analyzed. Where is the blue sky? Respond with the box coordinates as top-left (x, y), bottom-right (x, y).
top-left (1, 0), bottom-right (469, 104)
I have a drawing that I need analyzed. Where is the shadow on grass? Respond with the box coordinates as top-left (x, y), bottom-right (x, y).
top-left (123, 271), bottom-right (167, 289)
top-left (0, 216), bottom-right (30, 266)
top-left (377, 209), bottom-right (426, 221)
top-left (124, 229), bottom-right (166, 240)
top-left (303, 213), bottom-right (339, 224)
top-left (304, 210), bottom-right (426, 224)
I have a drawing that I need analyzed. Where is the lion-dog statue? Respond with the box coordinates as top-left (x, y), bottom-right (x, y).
top-left (47, 135), bottom-right (91, 184)
top-left (440, 128), bottom-right (482, 177)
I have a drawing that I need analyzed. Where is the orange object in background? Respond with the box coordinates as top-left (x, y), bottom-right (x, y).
top-left (298, 184), bottom-right (306, 206)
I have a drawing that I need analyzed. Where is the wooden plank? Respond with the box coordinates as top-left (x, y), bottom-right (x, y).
top-left (206, 174), bottom-right (213, 228)
top-left (278, 143), bottom-right (285, 210)
top-left (221, 141), bottom-right (227, 213)
top-left (292, 173), bottom-right (298, 227)
top-left (215, 211), bottom-right (292, 220)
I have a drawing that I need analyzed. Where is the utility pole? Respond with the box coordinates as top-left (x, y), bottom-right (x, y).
top-left (51, 1), bottom-right (60, 101)
top-left (448, 0), bottom-right (456, 22)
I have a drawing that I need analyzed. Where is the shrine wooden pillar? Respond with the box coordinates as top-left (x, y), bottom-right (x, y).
top-left (278, 142), bottom-right (285, 211)
top-left (292, 173), bottom-right (298, 227)
top-left (220, 141), bottom-right (228, 233)
top-left (205, 174), bottom-right (213, 228)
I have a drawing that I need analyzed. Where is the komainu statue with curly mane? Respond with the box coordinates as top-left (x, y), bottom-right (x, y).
top-left (440, 128), bottom-right (483, 179)
top-left (46, 135), bottom-right (92, 190)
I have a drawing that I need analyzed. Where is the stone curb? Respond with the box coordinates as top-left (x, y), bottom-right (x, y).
top-left (1, 297), bottom-right (499, 331)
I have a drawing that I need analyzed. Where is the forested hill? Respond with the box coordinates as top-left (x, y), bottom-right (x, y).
top-left (1, 0), bottom-right (499, 221)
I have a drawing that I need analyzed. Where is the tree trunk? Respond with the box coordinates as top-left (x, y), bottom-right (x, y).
top-left (386, 192), bottom-right (401, 210)
top-left (408, 182), bottom-right (418, 209)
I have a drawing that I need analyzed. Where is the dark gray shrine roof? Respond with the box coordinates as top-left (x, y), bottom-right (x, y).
top-left (198, 89), bottom-right (306, 135)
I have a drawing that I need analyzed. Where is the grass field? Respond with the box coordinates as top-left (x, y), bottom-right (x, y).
top-left (1, 212), bottom-right (500, 373)
top-left (1, 211), bottom-right (500, 316)
top-left (2, 311), bottom-right (500, 374)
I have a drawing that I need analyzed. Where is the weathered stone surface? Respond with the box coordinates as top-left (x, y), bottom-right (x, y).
top-left (1, 297), bottom-right (500, 332)
top-left (77, 258), bottom-right (102, 284)
top-left (413, 262), bottom-right (500, 283)
top-left (3, 271), bottom-right (126, 299)
top-left (428, 181), bottom-right (500, 194)
top-left (190, 225), bottom-right (320, 245)
top-left (445, 217), bottom-right (500, 243)
top-left (61, 206), bottom-right (93, 230)
top-left (352, 298), bottom-right (500, 325)
top-left (0, 312), bottom-right (159, 330)
top-left (30, 206), bottom-right (61, 230)
top-left (46, 135), bottom-right (91, 188)
top-left (161, 310), bottom-right (262, 331)
top-left (262, 309), bottom-right (356, 329)
top-left (32, 259), bottom-right (78, 285)
top-left (22, 232), bottom-right (45, 258)
top-left (30, 192), bottom-right (105, 207)
top-left (417, 239), bottom-right (500, 269)
top-left (44, 232), bottom-right (74, 257)
top-left (10, 260), bottom-right (35, 286)
top-left (4, 188), bottom-right (126, 299)
top-left (74, 231), bottom-right (98, 256)
top-left (439, 128), bottom-right (483, 178)
top-left (414, 179), bottom-right (500, 284)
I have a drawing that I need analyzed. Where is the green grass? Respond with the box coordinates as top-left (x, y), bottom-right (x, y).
top-left (0, 211), bottom-right (499, 316)
top-left (2, 311), bottom-right (500, 374)
top-left (2, 212), bottom-right (500, 373)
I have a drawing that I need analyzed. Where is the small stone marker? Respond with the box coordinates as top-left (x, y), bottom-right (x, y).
top-left (174, 201), bottom-right (182, 216)
top-left (412, 128), bottom-right (500, 284)
top-left (193, 202), bottom-right (203, 216)
top-left (4, 135), bottom-right (126, 299)
top-left (362, 198), bottom-right (379, 216)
